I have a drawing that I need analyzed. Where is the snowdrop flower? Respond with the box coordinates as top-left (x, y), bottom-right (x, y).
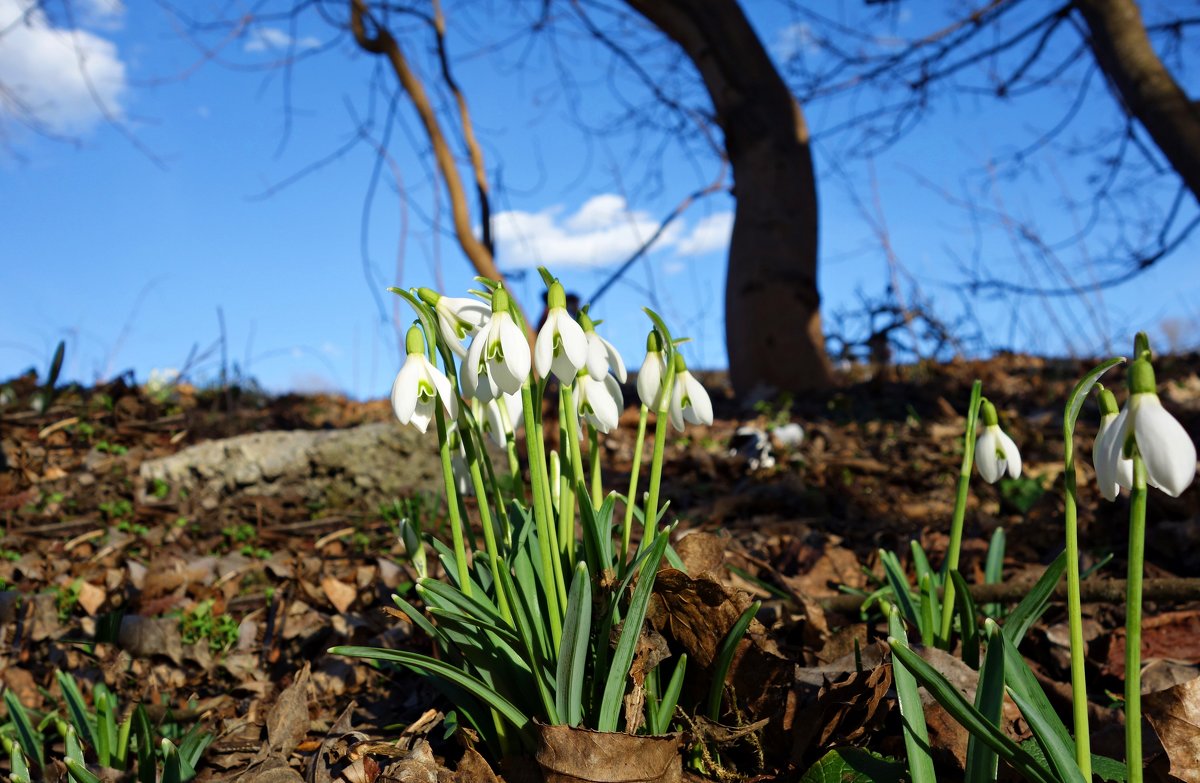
top-left (580, 310), bottom-right (627, 383)
top-left (975, 399), bottom-right (1021, 484)
top-left (637, 330), bottom-right (668, 410)
top-left (575, 371), bottom-right (623, 433)
top-left (464, 287), bottom-right (531, 400)
top-left (1093, 387), bottom-right (1133, 500)
top-left (418, 287), bottom-right (490, 358)
top-left (478, 391), bottom-right (523, 448)
top-left (668, 354), bottom-right (713, 433)
top-left (391, 326), bottom-right (458, 434)
top-left (534, 281), bottom-right (587, 383)
top-left (1096, 358), bottom-right (1196, 498)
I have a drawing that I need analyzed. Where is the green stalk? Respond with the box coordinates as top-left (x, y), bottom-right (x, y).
top-left (520, 381), bottom-right (563, 646)
top-left (535, 409), bottom-right (568, 611)
top-left (1126, 454), bottom-right (1147, 783)
top-left (588, 424), bottom-right (602, 509)
top-left (435, 406), bottom-right (472, 597)
top-left (559, 384), bottom-right (591, 522)
top-left (497, 401), bottom-right (523, 495)
top-left (642, 364), bottom-right (676, 549)
top-left (1063, 437), bottom-right (1091, 777)
top-left (622, 405), bottom-right (650, 565)
top-left (459, 414), bottom-right (512, 624)
top-left (939, 380), bottom-right (983, 644)
top-left (557, 387), bottom-right (577, 564)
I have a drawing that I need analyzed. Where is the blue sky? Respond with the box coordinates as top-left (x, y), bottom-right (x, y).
top-left (2, 0), bottom-right (1198, 398)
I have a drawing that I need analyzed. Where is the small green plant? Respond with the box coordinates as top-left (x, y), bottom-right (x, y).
top-left (1, 670), bottom-right (212, 782)
top-left (98, 499), bottom-right (134, 522)
top-left (70, 421), bottom-right (96, 441)
top-left (30, 341), bottom-right (65, 414)
top-left (178, 600), bottom-right (240, 652)
top-left (116, 519), bottom-right (150, 537)
top-left (752, 392), bottom-right (793, 429)
top-left (55, 581), bottom-right (82, 623)
top-left (999, 475), bottom-right (1046, 514)
top-left (150, 478), bottom-right (170, 500)
top-left (221, 523), bottom-right (256, 546)
top-left (94, 441), bottom-right (128, 456)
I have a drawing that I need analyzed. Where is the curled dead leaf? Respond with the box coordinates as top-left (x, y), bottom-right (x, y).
top-left (1145, 674), bottom-right (1200, 783)
top-left (535, 723), bottom-right (681, 783)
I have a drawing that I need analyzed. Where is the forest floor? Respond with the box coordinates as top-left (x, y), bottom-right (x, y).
top-left (1, 353), bottom-right (1199, 782)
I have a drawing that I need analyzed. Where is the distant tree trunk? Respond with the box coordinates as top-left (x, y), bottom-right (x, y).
top-left (624, 0), bottom-right (833, 396)
top-left (1076, 0), bottom-right (1200, 203)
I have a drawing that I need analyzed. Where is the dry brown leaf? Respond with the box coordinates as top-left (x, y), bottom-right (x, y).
top-left (535, 723), bottom-right (681, 783)
top-left (454, 748), bottom-right (503, 783)
top-left (378, 740), bottom-right (439, 783)
top-left (76, 580), bottom-right (106, 615)
top-left (1144, 674), bottom-right (1200, 783)
top-left (267, 662), bottom-right (312, 758)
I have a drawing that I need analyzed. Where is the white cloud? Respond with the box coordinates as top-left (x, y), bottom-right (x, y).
top-left (493, 194), bottom-right (683, 269)
top-left (674, 211), bottom-right (733, 256)
top-left (493, 194), bottom-right (735, 269)
top-left (244, 26), bottom-right (321, 53)
top-left (0, 0), bottom-right (127, 135)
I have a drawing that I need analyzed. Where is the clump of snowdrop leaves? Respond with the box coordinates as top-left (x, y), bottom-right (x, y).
top-left (974, 399), bottom-right (1021, 484)
top-left (1096, 356), bottom-right (1196, 499)
top-left (346, 273), bottom-right (727, 759)
top-left (390, 325), bottom-right (457, 434)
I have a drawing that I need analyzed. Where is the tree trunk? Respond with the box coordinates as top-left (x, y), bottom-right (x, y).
top-left (1076, 0), bottom-right (1200, 203)
top-left (624, 0), bottom-right (833, 396)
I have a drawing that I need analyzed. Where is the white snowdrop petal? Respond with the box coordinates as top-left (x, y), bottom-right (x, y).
top-left (601, 335), bottom-right (627, 383)
top-left (684, 373), bottom-right (713, 426)
top-left (975, 429), bottom-right (1002, 484)
top-left (996, 429), bottom-right (1022, 479)
top-left (534, 322), bottom-right (555, 378)
top-left (558, 315), bottom-right (589, 372)
top-left (497, 316), bottom-right (531, 389)
top-left (391, 359), bottom-right (423, 424)
top-left (1093, 413), bottom-right (1123, 501)
top-left (637, 353), bottom-right (663, 409)
top-left (427, 361), bottom-right (458, 420)
top-left (1133, 396), bottom-right (1197, 497)
top-left (585, 335), bottom-right (609, 381)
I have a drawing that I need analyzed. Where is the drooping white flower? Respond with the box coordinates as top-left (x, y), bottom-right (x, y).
top-left (463, 287), bottom-right (531, 400)
top-left (668, 354), bottom-right (713, 433)
top-left (418, 287), bottom-right (490, 358)
top-left (1096, 358), bottom-right (1196, 498)
top-left (575, 371), bottom-right (623, 433)
top-left (637, 331), bottom-right (668, 410)
top-left (391, 326), bottom-right (458, 434)
top-left (534, 281), bottom-right (588, 383)
top-left (975, 399), bottom-right (1021, 484)
top-left (479, 391), bottom-right (524, 448)
top-left (579, 310), bottom-right (627, 383)
top-left (1093, 387), bottom-right (1133, 501)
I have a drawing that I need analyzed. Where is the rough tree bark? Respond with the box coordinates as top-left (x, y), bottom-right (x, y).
top-left (1076, 0), bottom-right (1200, 204)
top-left (625, 0), bottom-right (834, 396)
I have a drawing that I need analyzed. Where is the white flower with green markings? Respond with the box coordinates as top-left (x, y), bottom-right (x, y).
top-left (391, 326), bottom-right (458, 434)
top-left (464, 287), bottom-right (530, 401)
top-left (637, 330), bottom-right (668, 410)
top-left (575, 371), bottom-right (623, 433)
top-left (974, 399), bottom-right (1021, 483)
top-left (668, 354), bottom-right (712, 432)
top-left (418, 287), bottom-right (490, 358)
top-left (580, 310), bottom-right (627, 383)
top-left (535, 281), bottom-right (588, 383)
top-left (1096, 358), bottom-right (1196, 498)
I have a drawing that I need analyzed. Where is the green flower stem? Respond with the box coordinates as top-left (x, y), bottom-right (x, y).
top-left (557, 387), bottom-right (577, 564)
top-left (622, 405), bottom-right (650, 565)
top-left (459, 415), bottom-right (512, 624)
top-left (643, 365), bottom-right (676, 550)
top-left (1127, 454), bottom-right (1148, 783)
top-left (1063, 428), bottom-right (1091, 777)
top-left (497, 401), bottom-right (523, 494)
top-left (533, 407), bottom-right (568, 612)
top-left (939, 380), bottom-right (983, 645)
top-left (559, 384), bottom-right (591, 526)
top-left (520, 381), bottom-right (563, 646)
top-left (588, 424), bottom-right (602, 509)
top-left (434, 406), bottom-right (471, 597)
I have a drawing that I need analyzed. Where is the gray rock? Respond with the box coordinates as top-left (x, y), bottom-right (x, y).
top-left (138, 423), bottom-right (446, 510)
